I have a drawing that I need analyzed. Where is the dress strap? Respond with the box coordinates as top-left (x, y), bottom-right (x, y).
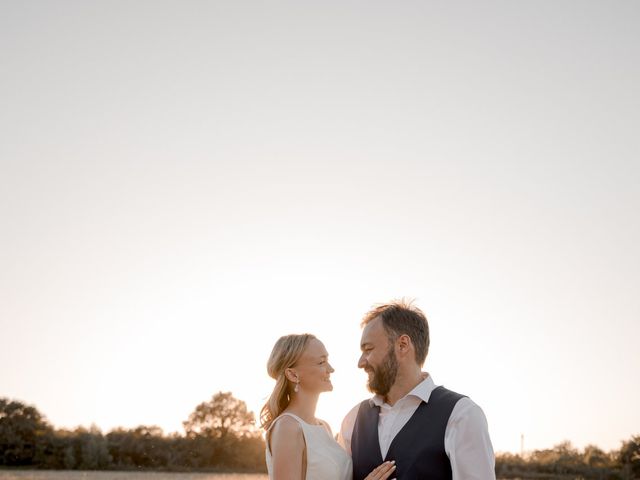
top-left (267, 412), bottom-right (303, 432)
top-left (277, 412), bottom-right (305, 424)
top-left (266, 412), bottom-right (305, 456)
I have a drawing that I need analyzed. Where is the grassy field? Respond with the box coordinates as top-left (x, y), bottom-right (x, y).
top-left (0, 472), bottom-right (268, 480)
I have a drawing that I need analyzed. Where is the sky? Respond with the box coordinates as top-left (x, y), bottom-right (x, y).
top-left (1, 0), bottom-right (639, 455)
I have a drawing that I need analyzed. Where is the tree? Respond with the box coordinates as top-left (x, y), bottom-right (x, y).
top-left (183, 391), bottom-right (261, 468)
top-left (183, 391), bottom-right (258, 440)
top-left (552, 440), bottom-right (581, 474)
top-left (583, 445), bottom-right (608, 468)
top-left (0, 398), bottom-right (52, 466)
top-left (618, 435), bottom-right (640, 479)
top-left (106, 425), bottom-right (168, 469)
top-left (75, 425), bottom-right (111, 469)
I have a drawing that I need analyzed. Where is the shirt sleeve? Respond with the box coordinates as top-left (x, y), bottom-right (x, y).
top-left (337, 403), bottom-right (361, 456)
top-left (445, 397), bottom-right (496, 480)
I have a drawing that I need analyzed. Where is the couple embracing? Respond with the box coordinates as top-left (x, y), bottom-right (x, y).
top-left (260, 300), bottom-right (496, 480)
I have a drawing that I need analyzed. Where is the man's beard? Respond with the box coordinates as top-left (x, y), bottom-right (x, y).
top-left (366, 345), bottom-right (398, 396)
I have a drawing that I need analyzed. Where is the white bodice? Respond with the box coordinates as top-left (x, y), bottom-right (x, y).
top-left (266, 412), bottom-right (352, 480)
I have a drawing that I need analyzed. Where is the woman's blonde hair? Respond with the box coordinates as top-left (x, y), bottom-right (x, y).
top-left (260, 333), bottom-right (315, 431)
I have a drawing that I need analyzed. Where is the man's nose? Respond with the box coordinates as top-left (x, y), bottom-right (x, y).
top-left (358, 354), bottom-right (366, 369)
top-left (328, 363), bottom-right (335, 373)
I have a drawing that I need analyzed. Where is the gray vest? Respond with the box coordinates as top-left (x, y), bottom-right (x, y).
top-left (351, 386), bottom-right (465, 480)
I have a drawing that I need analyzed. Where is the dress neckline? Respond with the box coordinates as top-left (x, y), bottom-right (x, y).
top-left (280, 412), bottom-right (326, 427)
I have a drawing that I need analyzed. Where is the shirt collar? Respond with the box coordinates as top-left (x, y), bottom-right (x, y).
top-left (369, 372), bottom-right (438, 407)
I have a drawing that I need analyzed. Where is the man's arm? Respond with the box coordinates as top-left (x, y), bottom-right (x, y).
top-left (337, 403), bottom-right (361, 456)
top-left (445, 397), bottom-right (496, 480)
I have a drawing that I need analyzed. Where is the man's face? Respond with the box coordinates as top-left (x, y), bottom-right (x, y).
top-left (358, 317), bottom-right (398, 396)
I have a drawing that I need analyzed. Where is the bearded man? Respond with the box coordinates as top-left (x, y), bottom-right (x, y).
top-left (338, 300), bottom-right (496, 480)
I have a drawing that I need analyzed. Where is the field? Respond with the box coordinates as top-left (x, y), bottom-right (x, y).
top-left (0, 472), bottom-right (268, 480)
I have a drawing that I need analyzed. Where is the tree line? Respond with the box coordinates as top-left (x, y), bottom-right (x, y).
top-left (496, 438), bottom-right (640, 479)
top-left (0, 392), bottom-right (265, 472)
top-left (1, 393), bottom-right (639, 478)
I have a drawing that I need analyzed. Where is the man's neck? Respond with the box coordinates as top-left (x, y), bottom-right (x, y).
top-left (384, 369), bottom-right (426, 406)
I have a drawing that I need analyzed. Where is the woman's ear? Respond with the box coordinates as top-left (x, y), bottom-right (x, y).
top-left (284, 368), bottom-right (298, 383)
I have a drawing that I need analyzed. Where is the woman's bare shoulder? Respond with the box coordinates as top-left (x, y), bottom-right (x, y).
top-left (269, 414), bottom-right (304, 448)
top-left (271, 414), bottom-right (302, 433)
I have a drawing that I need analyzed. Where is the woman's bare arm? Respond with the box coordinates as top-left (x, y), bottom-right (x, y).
top-left (365, 460), bottom-right (396, 480)
top-left (269, 416), bottom-right (306, 480)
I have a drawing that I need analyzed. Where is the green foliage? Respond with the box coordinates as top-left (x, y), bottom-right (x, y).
top-left (618, 435), bottom-right (640, 478)
top-left (0, 394), bottom-right (266, 472)
top-left (0, 398), bottom-right (52, 466)
top-left (183, 391), bottom-right (259, 440)
top-left (107, 425), bottom-right (171, 469)
top-left (496, 438), bottom-right (640, 479)
top-left (74, 425), bottom-right (112, 469)
top-left (4, 393), bottom-right (636, 477)
top-left (182, 391), bottom-right (262, 469)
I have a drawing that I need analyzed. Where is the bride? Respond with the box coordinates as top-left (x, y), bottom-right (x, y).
top-left (261, 334), bottom-right (396, 480)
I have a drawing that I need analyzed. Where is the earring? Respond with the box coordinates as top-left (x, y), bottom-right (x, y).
top-left (294, 379), bottom-right (299, 393)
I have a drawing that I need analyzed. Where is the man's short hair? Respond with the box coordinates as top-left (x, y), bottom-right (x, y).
top-left (361, 299), bottom-right (429, 366)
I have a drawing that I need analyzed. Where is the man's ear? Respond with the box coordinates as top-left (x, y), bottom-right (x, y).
top-left (396, 334), bottom-right (412, 357)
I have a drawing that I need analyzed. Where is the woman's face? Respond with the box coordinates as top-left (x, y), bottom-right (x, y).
top-left (293, 338), bottom-right (335, 393)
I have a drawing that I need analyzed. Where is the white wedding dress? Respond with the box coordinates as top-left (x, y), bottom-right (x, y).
top-left (266, 412), bottom-right (352, 480)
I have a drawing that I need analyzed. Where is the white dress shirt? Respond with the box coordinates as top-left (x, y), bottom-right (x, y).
top-left (338, 373), bottom-right (496, 480)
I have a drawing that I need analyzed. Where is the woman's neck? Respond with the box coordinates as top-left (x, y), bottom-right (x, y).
top-left (286, 391), bottom-right (321, 424)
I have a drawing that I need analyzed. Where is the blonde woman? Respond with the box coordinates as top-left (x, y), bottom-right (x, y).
top-left (261, 334), bottom-right (396, 480)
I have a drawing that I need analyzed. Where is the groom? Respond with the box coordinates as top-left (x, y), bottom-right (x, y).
top-left (338, 300), bottom-right (496, 479)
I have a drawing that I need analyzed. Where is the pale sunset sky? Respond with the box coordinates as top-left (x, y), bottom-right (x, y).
top-left (1, 1), bottom-right (639, 455)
